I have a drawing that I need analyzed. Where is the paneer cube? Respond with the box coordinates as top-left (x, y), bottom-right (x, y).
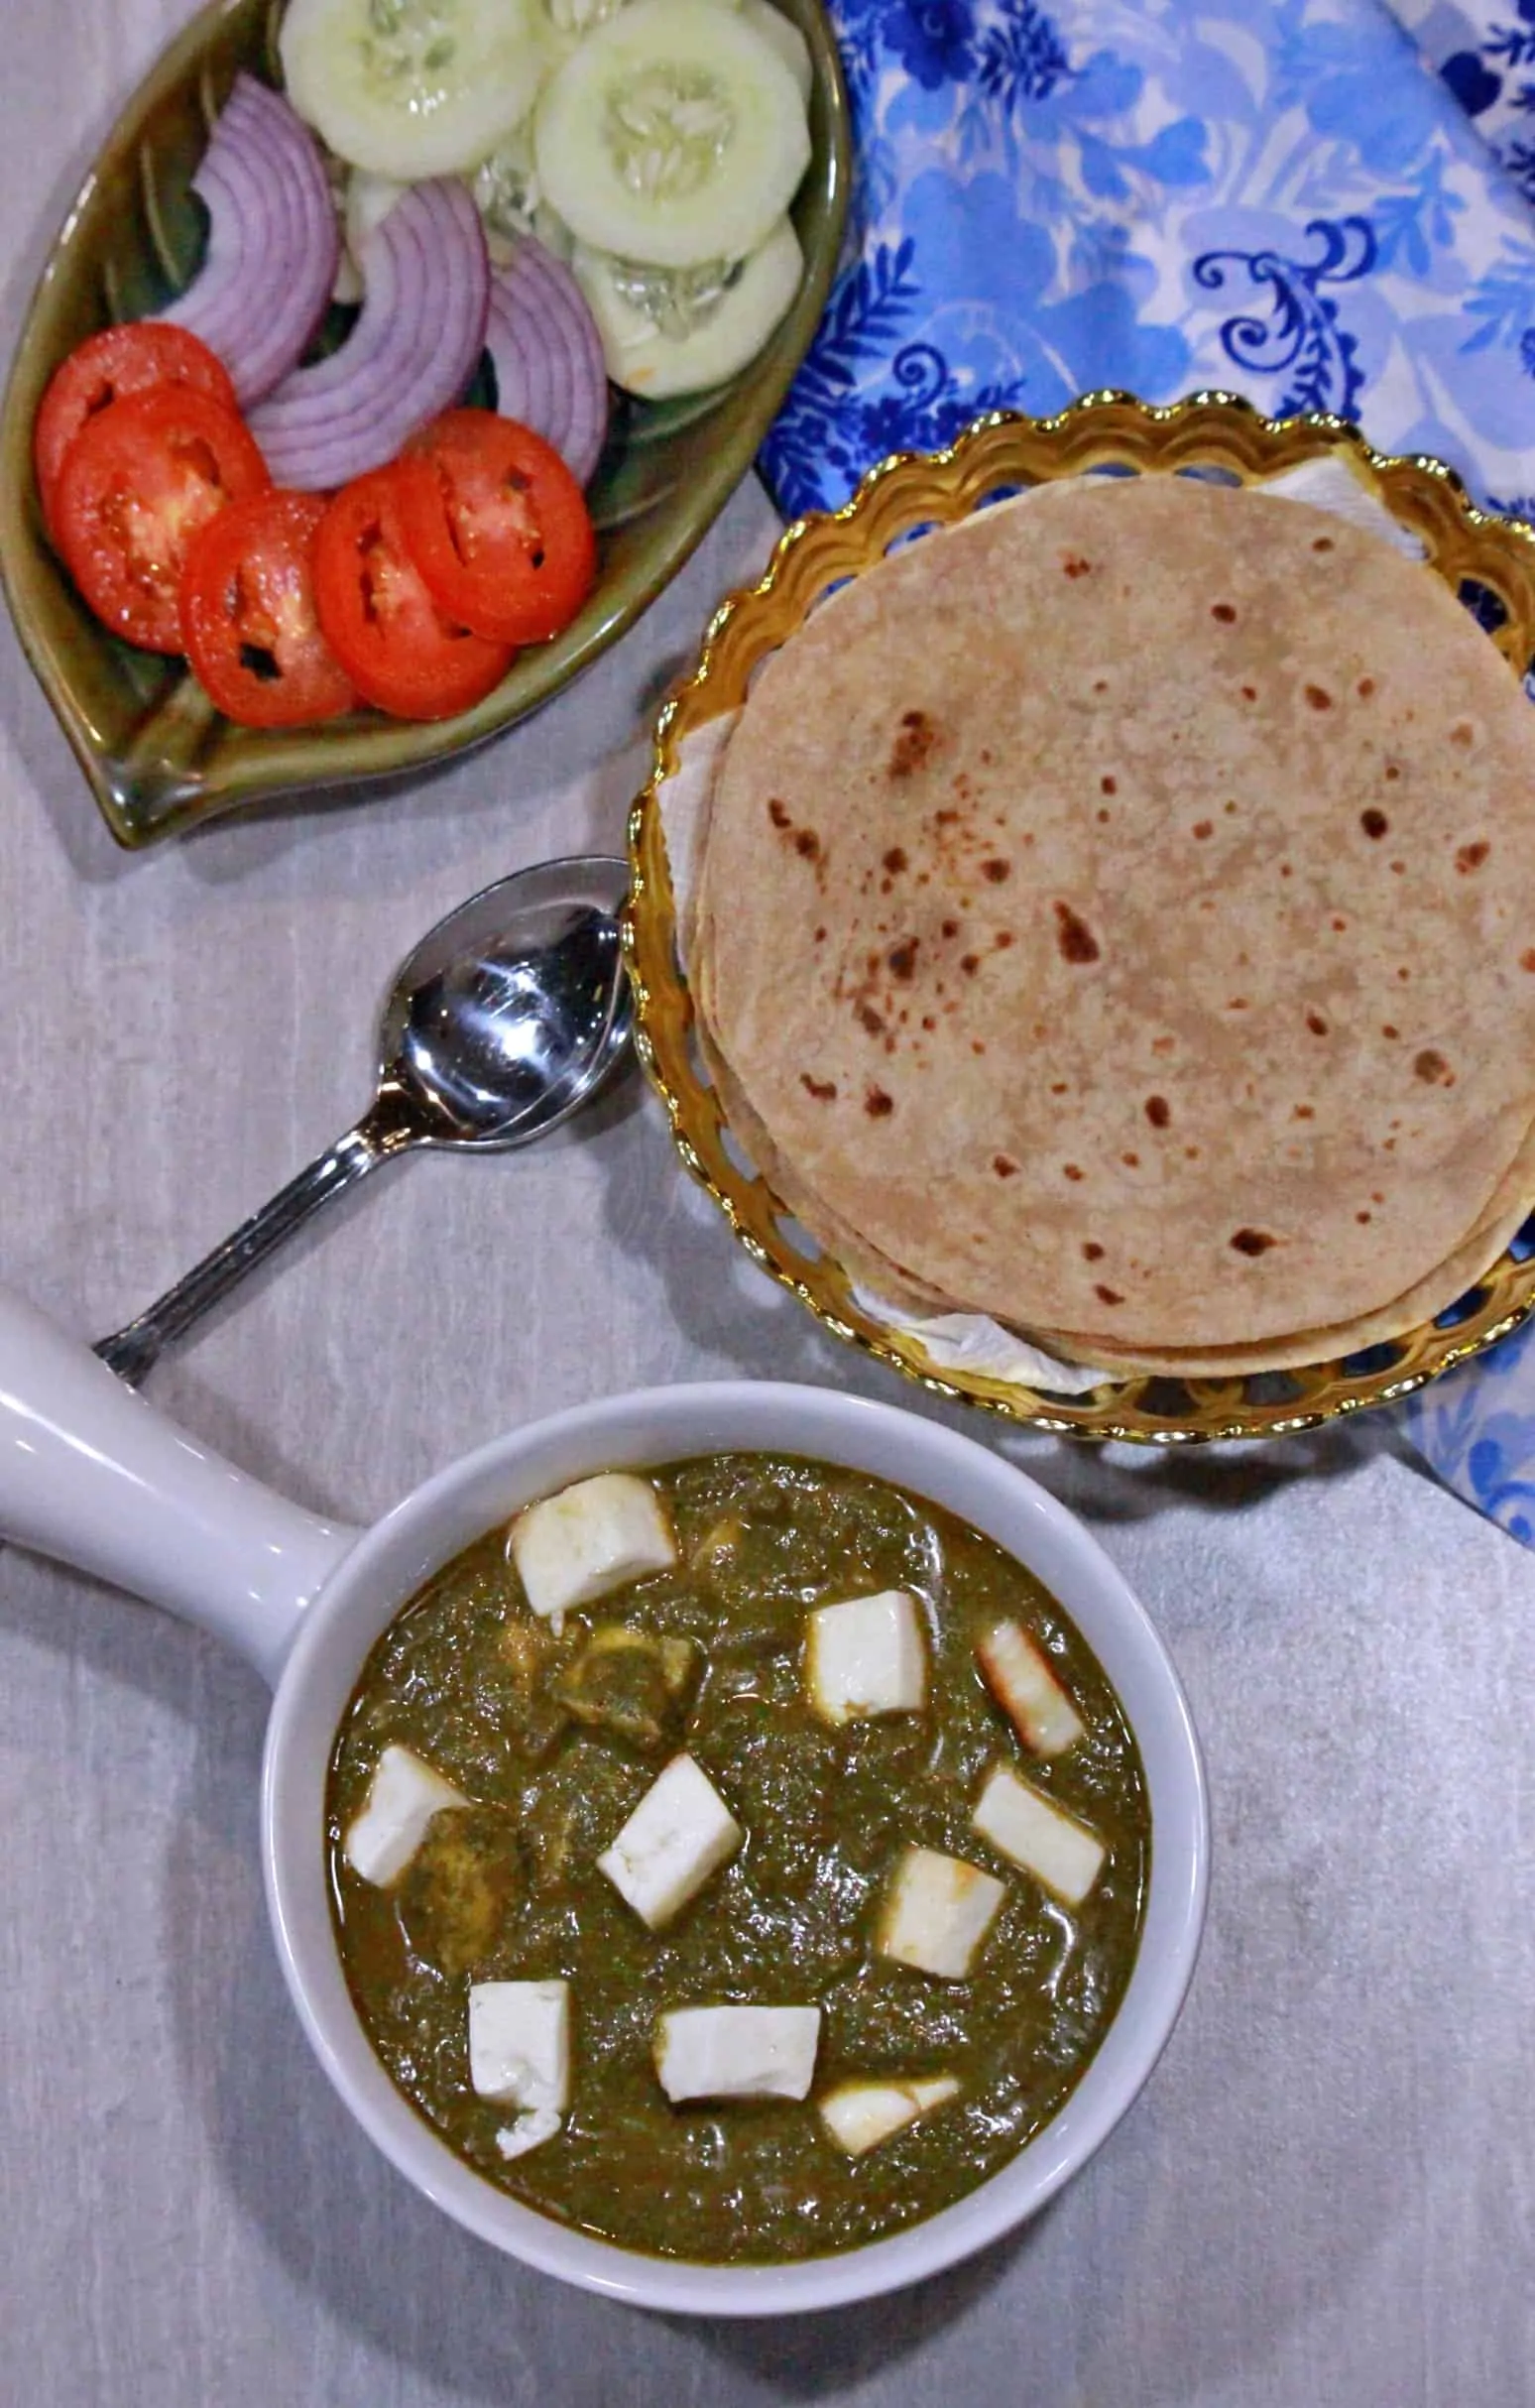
top-left (654, 2005), bottom-right (822, 2103)
top-left (876, 1846), bottom-right (1006, 1980)
top-left (596, 1752), bottom-right (743, 1929)
top-left (468, 1980), bottom-right (572, 2115)
top-left (976, 1620), bottom-right (1086, 1756)
top-left (972, 1762), bottom-right (1106, 1906)
top-left (509, 1473), bottom-right (678, 1633)
top-left (817, 2074), bottom-right (960, 2156)
top-left (806, 1590), bottom-right (927, 1725)
top-left (342, 1744), bottom-right (469, 1888)
top-left (495, 2107), bottom-right (562, 2160)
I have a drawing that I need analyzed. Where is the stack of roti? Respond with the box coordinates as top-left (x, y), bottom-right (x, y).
top-left (686, 473), bottom-right (1535, 1377)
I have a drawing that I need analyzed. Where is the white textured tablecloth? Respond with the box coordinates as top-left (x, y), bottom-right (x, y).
top-left (0, 6), bottom-right (1531, 2404)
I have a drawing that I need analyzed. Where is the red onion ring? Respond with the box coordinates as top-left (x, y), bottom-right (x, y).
top-left (156, 75), bottom-right (337, 409)
top-left (486, 237), bottom-right (609, 488)
top-left (248, 181), bottom-right (489, 492)
top-left (487, 272), bottom-right (558, 447)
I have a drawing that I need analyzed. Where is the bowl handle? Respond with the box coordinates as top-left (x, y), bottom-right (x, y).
top-left (0, 1286), bottom-right (359, 1685)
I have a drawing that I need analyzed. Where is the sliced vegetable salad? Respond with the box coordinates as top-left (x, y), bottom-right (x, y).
top-left (31, 0), bottom-right (814, 729)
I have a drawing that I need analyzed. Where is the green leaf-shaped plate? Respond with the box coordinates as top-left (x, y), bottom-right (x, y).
top-left (0, 0), bottom-right (849, 846)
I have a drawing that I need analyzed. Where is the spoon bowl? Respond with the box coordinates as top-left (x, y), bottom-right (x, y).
top-left (95, 855), bottom-right (633, 1383)
top-left (382, 857), bottom-right (633, 1148)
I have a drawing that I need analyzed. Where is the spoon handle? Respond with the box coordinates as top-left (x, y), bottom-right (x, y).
top-left (94, 1103), bottom-right (410, 1386)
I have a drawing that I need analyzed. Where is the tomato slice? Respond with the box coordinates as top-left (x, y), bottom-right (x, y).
top-left (312, 466), bottom-right (514, 722)
top-left (34, 323), bottom-right (238, 544)
top-left (397, 410), bottom-right (597, 649)
top-left (179, 490), bottom-right (356, 728)
top-left (54, 386), bottom-right (271, 654)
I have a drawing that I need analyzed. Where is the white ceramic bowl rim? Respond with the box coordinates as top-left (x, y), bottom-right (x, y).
top-left (260, 1380), bottom-right (1210, 2318)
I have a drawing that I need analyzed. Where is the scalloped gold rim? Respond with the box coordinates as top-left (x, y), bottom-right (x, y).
top-left (624, 391), bottom-right (1535, 1444)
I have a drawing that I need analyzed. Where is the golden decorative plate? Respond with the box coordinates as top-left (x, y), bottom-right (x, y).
top-left (0, 0), bottom-right (849, 846)
top-left (625, 390), bottom-right (1535, 1444)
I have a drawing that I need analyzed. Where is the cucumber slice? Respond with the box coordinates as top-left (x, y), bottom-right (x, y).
top-left (281, 0), bottom-right (557, 179)
top-left (536, 0), bottom-right (629, 39)
top-left (534, 0), bottom-right (810, 268)
top-left (572, 215), bottom-right (801, 397)
top-left (739, 0), bottom-right (811, 105)
top-left (470, 127), bottom-right (573, 259)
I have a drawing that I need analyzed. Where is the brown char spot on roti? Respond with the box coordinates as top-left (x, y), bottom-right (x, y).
top-left (1063, 1163), bottom-right (1084, 1181)
top-left (865, 1086), bottom-right (894, 1118)
top-left (1193, 820), bottom-right (1213, 840)
top-left (887, 711), bottom-right (938, 779)
top-left (1304, 684), bottom-right (1333, 711)
top-left (768, 798), bottom-right (790, 828)
top-left (1457, 841), bottom-right (1489, 874)
top-left (800, 1074), bottom-right (837, 1101)
top-left (1414, 1048), bottom-right (1454, 1085)
top-left (1521, 949), bottom-right (1535, 972)
top-left (982, 858), bottom-right (1011, 882)
top-left (1145, 1095), bottom-right (1171, 1127)
top-left (1210, 603), bottom-right (1237, 624)
top-left (993, 1154), bottom-right (1017, 1177)
top-left (1053, 902), bottom-right (1101, 964)
top-left (1082, 1241), bottom-right (1105, 1262)
top-left (1361, 808), bottom-right (1388, 838)
top-left (1306, 1011), bottom-right (1329, 1036)
top-left (887, 938), bottom-right (920, 980)
top-left (1231, 1228), bottom-right (1278, 1256)
top-left (858, 1005), bottom-right (885, 1036)
top-left (1095, 1283), bottom-right (1123, 1305)
top-left (883, 847), bottom-right (908, 874)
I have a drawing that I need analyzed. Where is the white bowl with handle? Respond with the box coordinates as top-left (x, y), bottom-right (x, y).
top-left (0, 1285), bottom-right (1208, 2314)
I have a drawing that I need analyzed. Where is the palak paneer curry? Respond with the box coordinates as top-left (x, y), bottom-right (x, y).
top-left (327, 1453), bottom-right (1149, 2261)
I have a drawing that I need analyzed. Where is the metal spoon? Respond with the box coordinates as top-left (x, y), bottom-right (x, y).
top-left (95, 855), bottom-right (634, 1386)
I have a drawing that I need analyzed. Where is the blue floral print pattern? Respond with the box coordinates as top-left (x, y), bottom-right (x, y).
top-left (759, 0), bottom-right (1535, 521)
top-left (756, 0), bottom-right (1535, 1544)
top-left (1390, 0), bottom-right (1535, 194)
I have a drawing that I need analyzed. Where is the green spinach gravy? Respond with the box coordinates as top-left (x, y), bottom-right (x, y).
top-left (327, 1454), bottom-right (1149, 2261)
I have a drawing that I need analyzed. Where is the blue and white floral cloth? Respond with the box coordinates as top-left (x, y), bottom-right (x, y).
top-left (1392, 0), bottom-right (1535, 202)
top-left (757, 0), bottom-right (1535, 1538)
top-left (760, 0), bottom-right (1535, 519)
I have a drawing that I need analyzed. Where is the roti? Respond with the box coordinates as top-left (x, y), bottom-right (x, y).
top-left (691, 474), bottom-right (1535, 1355)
